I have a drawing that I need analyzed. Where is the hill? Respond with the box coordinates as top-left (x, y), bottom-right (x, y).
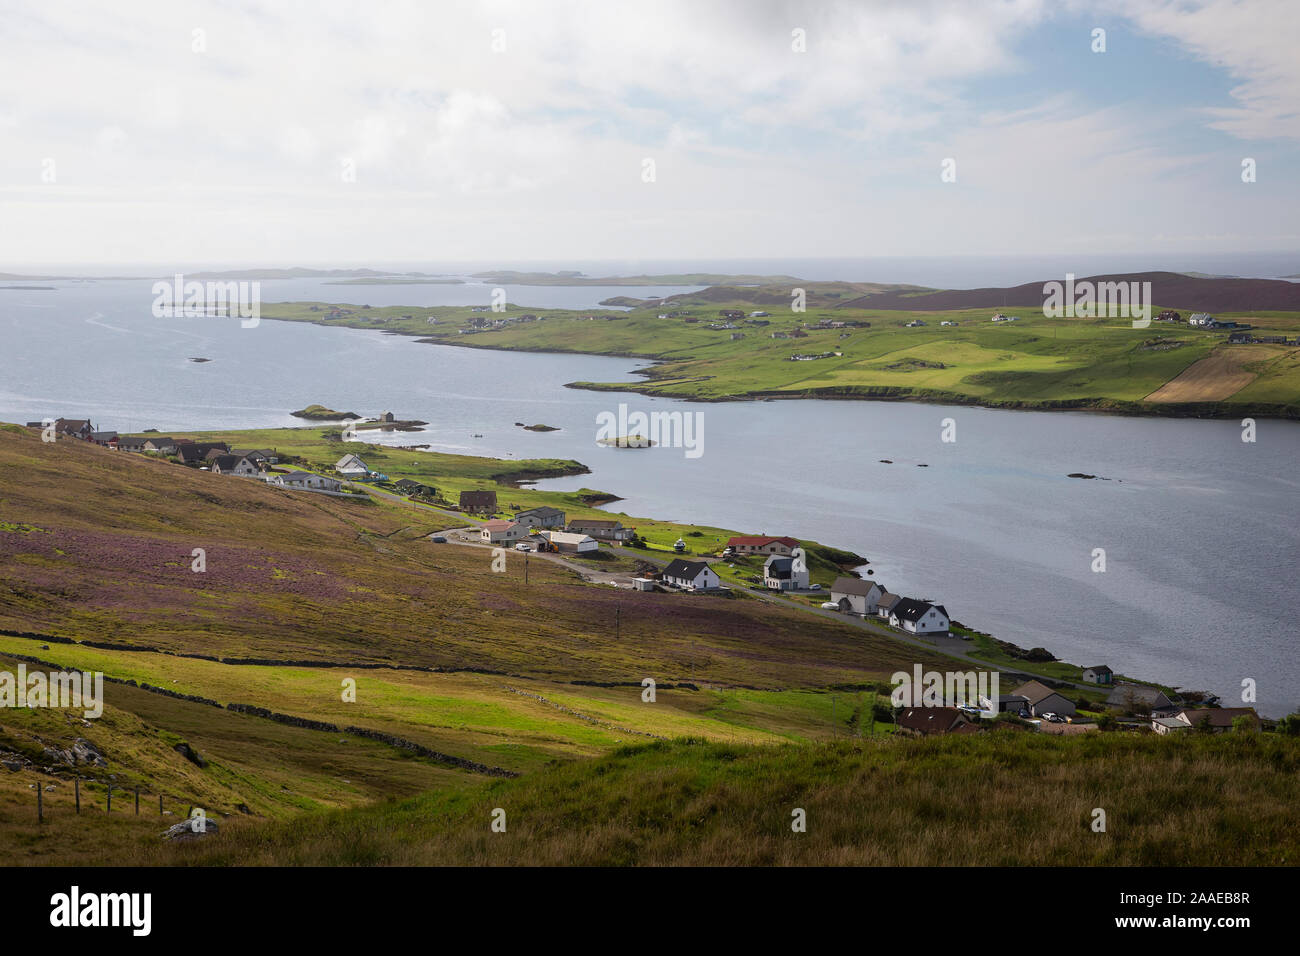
top-left (836, 271), bottom-right (1300, 313)
top-left (128, 735), bottom-right (1300, 866)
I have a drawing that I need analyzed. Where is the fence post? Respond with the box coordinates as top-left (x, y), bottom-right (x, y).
top-left (75, 777), bottom-right (81, 814)
top-left (135, 787), bottom-right (139, 815)
top-left (37, 779), bottom-right (43, 824)
top-left (159, 794), bottom-right (163, 816)
top-left (106, 785), bottom-right (111, 814)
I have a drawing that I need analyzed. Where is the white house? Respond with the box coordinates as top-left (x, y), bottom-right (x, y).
top-left (513, 506), bottom-right (566, 529)
top-left (335, 453), bottom-right (369, 478)
top-left (269, 471), bottom-right (341, 492)
top-left (763, 554), bottom-right (809, 591)
top-left (661, 559), bottom-right (721, 591)
top-left (541, 531), bottom-right (598, 554)
top-left (1188, 312), bottom-right (1217, 327)
top-left (481, 520), bottom-right (527, 545)
top-left (1082, 665), bottom-right (1114, 685)
top-left (209, 454), bottom-right (260, 477)
top-left (888, 598), bottom-right (950, 635)
top-left (830, 576), bottom-right (883, 615)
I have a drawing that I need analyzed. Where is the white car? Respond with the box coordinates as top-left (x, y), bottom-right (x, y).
top-left (514, 542), bottom-right (532, 551)
top-left (820, 601), bottom-right (839, 610)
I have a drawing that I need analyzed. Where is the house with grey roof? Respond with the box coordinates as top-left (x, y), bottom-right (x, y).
top-left (830, 576), bottom-right (884, 615)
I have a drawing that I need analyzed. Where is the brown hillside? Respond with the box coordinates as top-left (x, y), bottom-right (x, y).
top-left (836, 271), bottom-right (1300, 313)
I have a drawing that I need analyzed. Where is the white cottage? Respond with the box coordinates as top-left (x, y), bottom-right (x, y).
top-left (830, 577), bottom-right (883, 615)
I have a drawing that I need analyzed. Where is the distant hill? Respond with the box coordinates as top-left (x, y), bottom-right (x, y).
top-left (837, 271), bottom-right (1300, 313)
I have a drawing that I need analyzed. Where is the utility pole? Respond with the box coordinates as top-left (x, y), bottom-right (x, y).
top-left (615, 604), bottom-right (620, 641)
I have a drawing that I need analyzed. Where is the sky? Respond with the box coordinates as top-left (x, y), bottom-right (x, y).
top-left (0, 0), bottom-right (1297, 267)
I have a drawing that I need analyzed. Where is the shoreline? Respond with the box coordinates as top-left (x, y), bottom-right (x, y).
top-left (262, 314), bottom-right (1300, 423)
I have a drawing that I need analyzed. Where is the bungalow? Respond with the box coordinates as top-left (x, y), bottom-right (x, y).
top-left (763, 554), bottom-right (808, 591)
top-left (1106, 683), bottom-right (1176, 715)
top-left (896, 707), bottom-right (977, 737)
top-left (1012, 680), bottom-right (1077, 718)
top-left (459, 489), bottom-right (498, 514)
top-left (334, 454), bottom-right (370, 479)
top-left (889, 598), bottom-right (950, 635)
top-left (143, 436), bottom-right (179, 454)
top-left (56, 419), bottom-right (95, 440)
top-left (513, 506), bottom-right (565, 529)
top-left (725, 535), bottom-right (799, 556)
top-left (830, 577), bottom-right (884, 616)
top-left (1156, 310), bottom-right (1181, 322)
top-left (1081, 665), bottom-right (1114, 685)
top-left (177, 441), bottom-right (231, 465)
top-left (89, 431), bottom-right (119, 447)
top-left (209, 454), bottom-right (260, 477)
top-left (1173, 707), bottom-right (1259, 733)
top-left (480, 520), bottom-right (527, 545)
top-left (270, 471), bottom-right (341, 492)
top-left (660, 559), bottom-right (722, 591)
top-left (1188, 312), bottom-right (1217, 328)
top-left (540, 531), bottom-right (598, 554)
top-left (1151, 716), bottom-right (1192, 735)
top-left (568, 518), bottom-right (633, 542)
top-left (875, 591), bottom-right (902, 619)
top-left (117, 436), bottom-right (149, 453)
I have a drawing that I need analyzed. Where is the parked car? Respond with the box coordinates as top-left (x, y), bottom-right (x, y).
top-left (819, 601), bottom-right (839, 610)
top-left (808, 583), bottom-right (821, 590)
top-left (514, 542), bottom-right (532, 551)
top-left (430, 536), bottom-right (447, 543)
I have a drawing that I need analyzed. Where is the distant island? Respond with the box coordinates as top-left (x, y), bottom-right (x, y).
top-left (291, 404), bottom-right (361, 420)
top-left (516, 422), bottom-right (560, 432)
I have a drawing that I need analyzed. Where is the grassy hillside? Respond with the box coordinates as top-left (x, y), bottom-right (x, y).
top-left (2, 425), bottom-right (1293, 866)
top-left (127, 734), bottom-right (1300, 866)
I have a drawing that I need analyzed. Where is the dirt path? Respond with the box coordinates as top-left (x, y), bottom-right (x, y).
top-left (1145, 345), bottom-right (1276, 402)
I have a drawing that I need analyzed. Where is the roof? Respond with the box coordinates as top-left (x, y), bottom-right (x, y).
top-left (459, 489), bottom-right (497, 502)
top-left (210, 454), bottom-right (247, 470)
top-left (897, 707), bottom-right (968, 734)
top-left (569, 518), bottom-right (621, 529)
top-left (726, 535), bottom-right (799, 548)
top-left (890, 597), bottom-right (935, 623)
top-left (515, 506), bottom-right (564, 518)
top-left (277, 471), bottom-right (320, 482)
top-left (335, 454), bottom-right (368, 470)
top-left (1177, 707), bottom-right (1257, 728)
top-left (876, 591), bottom-right (902, 611)
top-left (1013, 680), bottom-right (1067, 706)
top-left (764, 556), bottom-right (794, 577)
top-left (831, 576), bottom-right (878, 596)
top-left (662, 559), bottom-right (712, 579)
top-left (481, 520), bottom-right (517, 532)
top-left (1083, 664), bottom-right (1112, 673)
top-left (1107, 684), bottom-right (1173, 707)
top-left (544, 531), bottom-right (596, 546)
top-left (1152, 717), bottom-right (1190, 729)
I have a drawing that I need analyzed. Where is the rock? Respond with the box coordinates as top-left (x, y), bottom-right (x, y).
top-left (2, 760), bottom-right (24, 772)
top-left (173, 742), bottom-right (208, 768)
top-left (162, 818), bottom-right (220, 841)
top-left (72, 738), bottom-right (107, 767)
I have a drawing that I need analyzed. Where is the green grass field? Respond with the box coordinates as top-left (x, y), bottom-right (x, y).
top-left (258, 294), bottom-right (1300, 417)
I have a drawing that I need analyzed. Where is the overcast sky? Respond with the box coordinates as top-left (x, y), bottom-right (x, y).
top-left (1, 0), bottom-right (1297, 267)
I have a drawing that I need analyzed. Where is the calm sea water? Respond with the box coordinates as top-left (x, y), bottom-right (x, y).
top-left (1, 278), bottom-right (1297, 715)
